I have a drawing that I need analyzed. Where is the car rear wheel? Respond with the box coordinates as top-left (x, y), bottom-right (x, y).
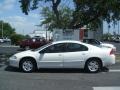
top-left (85, 59), bottom-right (101, 73)
top-left (20, 59), bottom-right (36, 73)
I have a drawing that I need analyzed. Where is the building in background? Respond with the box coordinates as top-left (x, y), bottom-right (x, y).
top-left (29, 22), bottom-right (103, 41)
top-left (53, 22), bottom-right (103, 41)
top-left (53, 28), bottom-right (103, 41)
top-left (29, 30), bottom-right (52, 40)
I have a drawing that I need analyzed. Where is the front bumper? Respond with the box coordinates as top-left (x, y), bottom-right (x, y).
top-left (9, 58), bottom-right (19, 68)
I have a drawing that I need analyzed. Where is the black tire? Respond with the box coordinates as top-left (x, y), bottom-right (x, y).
top-left (85, 59), bottom-right (101, 73)
top-left (20, 58), bottom-right (36, 73)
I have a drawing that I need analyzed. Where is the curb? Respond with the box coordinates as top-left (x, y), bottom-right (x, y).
top-left (0, 45), bottom-right (19, 48)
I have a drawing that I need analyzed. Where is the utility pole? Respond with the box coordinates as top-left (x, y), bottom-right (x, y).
top-left (118, 21), bottom-right (119, 35)
top-left (46, 29), bottom-right (47, 40)
top-left (1, 21), bottom-right (3, 38)
top-left (108, 24), bottom-right (110, 34)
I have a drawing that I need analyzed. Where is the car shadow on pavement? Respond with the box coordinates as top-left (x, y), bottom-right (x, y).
top-left (5, 66), bottom-right (21, 72)
top-left (4, 66), bottom-right (109, 73)
top-left (36, 68), bottom-right (86, 73)
top-left (5, 66), bottom-right (86, 73)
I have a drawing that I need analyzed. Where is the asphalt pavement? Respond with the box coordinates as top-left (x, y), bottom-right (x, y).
top-left (0, 62), bottom-right (120, 90)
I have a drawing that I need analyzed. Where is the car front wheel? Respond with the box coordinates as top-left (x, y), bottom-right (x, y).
top-left (20, 59), bottom-right (36, 73)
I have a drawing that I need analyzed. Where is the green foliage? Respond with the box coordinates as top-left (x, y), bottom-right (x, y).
top-left (0, 21), bottom-right (16, 38)
top-left (19, 0), bottom-right (61, 16)
top-left (19, 0), bottom-right (120, 30)
top-left (72, 0), bottom-right (120, 29)
top-left (25, 34), bottom-right (31, 39)
top-left (41, 6), bottom-right (73, 30)
top-left (102, 33), bottom-right (112, 41)
top-left (10, 34), bottom-right (26, 45)
top-left (0, 20), bottom-right (27, 45)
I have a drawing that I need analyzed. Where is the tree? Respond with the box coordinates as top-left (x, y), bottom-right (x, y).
top-left (19, 0), bottom-right (120, 29)
top-left (10, 34), bottom-right (26, 45)
top-left (0, 20), bottom-right (16, 38)
top-left (25, 34), bottom-right (31, 39)
top-left (102, 33), bottom-right (112, 41)
top-left (0, 20), bottom-right (27, 45)
top-left (72, 0), bottom-right (120, 29)
top-left (19, 0), bottom-right (61, 23)
top-left (41, 6), bottom-right (73, 30)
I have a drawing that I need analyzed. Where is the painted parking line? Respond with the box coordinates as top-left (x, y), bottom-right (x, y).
top-left (109, 69), bottom-right (120, 72)
top-left (93, 87), bottom-right (120, 90)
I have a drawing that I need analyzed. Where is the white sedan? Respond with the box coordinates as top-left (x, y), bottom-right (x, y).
top-left (9, 40), bottom-right (115, 73)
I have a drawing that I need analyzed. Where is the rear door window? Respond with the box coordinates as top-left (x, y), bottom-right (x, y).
top-left (65, 43), bottom-right (88, 52)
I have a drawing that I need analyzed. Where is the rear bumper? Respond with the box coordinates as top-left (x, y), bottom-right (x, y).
top-left (103, 55), bottom-right (115, 67)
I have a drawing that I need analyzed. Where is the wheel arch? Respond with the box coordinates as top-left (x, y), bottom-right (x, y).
top-left (19, 57), bottom-right (38, 69)
top-left (85, 57), bottom-right (103, 68)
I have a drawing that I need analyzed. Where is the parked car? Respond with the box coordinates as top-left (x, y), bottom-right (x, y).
top-left (19, 38), bottom-right (49, 49)
top-left (114, 37), bottom-right (120, 43)
top-left (0, 38), bottom-right (4, 43)
top-left (0, 37), bottom-right (11, 43)
top-left (9, 40), bottom-right (115, 73)
top-left (83, 39), bottom-right (116, 51)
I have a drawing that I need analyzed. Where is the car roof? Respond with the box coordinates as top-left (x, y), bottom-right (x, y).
top-left (52, 40), bottom-right (82, 44)
top-left (51, 40), bottom-right (93, 47)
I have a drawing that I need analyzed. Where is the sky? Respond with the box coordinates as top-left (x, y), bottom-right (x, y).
top-left (0, 0), bottom-right (41, 35)
top-left (0, 0), bottom-right (119, 35)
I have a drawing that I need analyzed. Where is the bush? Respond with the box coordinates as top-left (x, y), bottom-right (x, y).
top-left (10, 34), bottom-right (25, 45)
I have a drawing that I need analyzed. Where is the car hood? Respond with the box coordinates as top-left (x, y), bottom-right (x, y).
top-left (15, 50), bottom-right (36, 58)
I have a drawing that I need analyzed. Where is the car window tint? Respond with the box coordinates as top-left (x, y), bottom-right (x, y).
top-left (89, 39), bottom-right (96, 44)
top-left (94, 40), bottom-right (101, 45)
top-left (90, 39), bottom-right (100, 45)
top-left (86, 39), bottom-right (96, 45)
top-left (41, 43), bottom-right (65, 53)
top-left (66, 43), bottom-right (88, 52)
top-left (83, 39), bottom-right (89, 43)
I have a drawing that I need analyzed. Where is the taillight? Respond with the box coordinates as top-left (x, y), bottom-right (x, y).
top-left (110, 49), bottom-right (115, 55)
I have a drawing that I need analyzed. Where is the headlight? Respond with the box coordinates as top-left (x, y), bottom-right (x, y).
top-left (10, 55), bottom-right (17, 59)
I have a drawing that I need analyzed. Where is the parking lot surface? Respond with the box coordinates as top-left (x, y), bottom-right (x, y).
top-left (0, 62), bottom-right (120, 90)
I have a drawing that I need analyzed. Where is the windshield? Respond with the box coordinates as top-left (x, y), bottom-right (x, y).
top-left (32, 42), bottom-right (52, 51)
